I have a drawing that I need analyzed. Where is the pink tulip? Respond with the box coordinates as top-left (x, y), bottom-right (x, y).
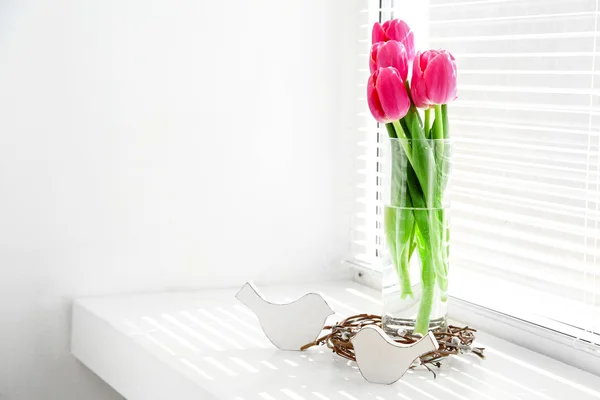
top-left (372, 19), bottom-right (415, 62)
top-left (411, 50), bottom-right (457, 108)
top-left (367, 67), bottom-right (410, 124)
top-left (369, 40), bottom-right (409, 80)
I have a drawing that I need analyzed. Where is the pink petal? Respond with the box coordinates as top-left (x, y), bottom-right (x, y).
top-left (376, 41), bottom-right (408, 80)
top-left (419, 50), bottom-right (439, 71)
top-left (385, 20), bottom-right (415, 62)
top-left (410, 66), bottom-right (430, 109)
top-left (441, 49), bottom-right (456, 62)
top-left (403, 30), bottom-right (415, 62)
top-left (369, 42), bottom-right (383, 74)
top-left (424, 52), bottom-right (457, 104)
top-left (441, 50), bottom-right (458, 81)
top-left (385, 20), bottom-right (403, 41)
top-left (369, 59), bottom-right (377, 75)
top-left (372, 22), bottom-right (386, 44)
top-left (377, 67), bottom-right (410, 121)
top-left (413, 51), bottom-right (424, 74)
top-left (367, 71), bottom-right (387, 123)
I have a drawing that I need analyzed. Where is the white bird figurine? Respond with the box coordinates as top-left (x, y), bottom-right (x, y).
top-left (351, 325), bottom-right (439, 384)
top-left (235, 282), bottom-right (335, 350)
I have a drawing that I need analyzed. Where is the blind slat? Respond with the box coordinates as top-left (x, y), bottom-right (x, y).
top-left (431, 11), bottom-right (600, 25)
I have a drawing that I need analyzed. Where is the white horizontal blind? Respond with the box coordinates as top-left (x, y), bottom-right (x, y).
top-left (351, 0), bottom-right (600, 347)
top-left (434, 0), bottom-right (600, 349)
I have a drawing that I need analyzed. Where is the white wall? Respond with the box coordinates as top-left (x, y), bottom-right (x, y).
top-left (0, 1), bottom-right (359, 398)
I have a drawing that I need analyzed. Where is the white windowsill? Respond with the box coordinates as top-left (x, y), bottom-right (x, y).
top-left (351, 262), bottom-right (600, 376)
top-left (71, 280), bottom-right (600, 400)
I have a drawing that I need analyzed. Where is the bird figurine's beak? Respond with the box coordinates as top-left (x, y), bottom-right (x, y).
top-left (325, 303), bottom-right (335, 317)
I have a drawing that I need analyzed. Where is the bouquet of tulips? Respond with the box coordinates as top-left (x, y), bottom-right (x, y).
top-left (367, 19), bottom-right (457, 334)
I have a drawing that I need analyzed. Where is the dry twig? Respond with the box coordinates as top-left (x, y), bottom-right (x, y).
top-left (301, 314), bottom-right (485, 370)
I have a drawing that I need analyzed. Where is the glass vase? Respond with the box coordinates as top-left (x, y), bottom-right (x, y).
top-left (381, 138), bottom-right (452, 336)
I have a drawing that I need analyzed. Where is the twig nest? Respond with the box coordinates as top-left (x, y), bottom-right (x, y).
top-left (301, 314), bottom-right (485, 370)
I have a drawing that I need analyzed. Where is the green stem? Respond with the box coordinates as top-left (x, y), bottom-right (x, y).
top-left (400, 119), bottom-right (411, 139)
top-left (399, 246), bottom-right (413, 298)
top-left (403, 80), bottom-right (424, 128)
top-left (441, 104), bottom-right (449, 139)
top-left (433, 105), bottom-right (443, 140)
top-left (438, 208), bottom-right (449, 301)
top-left (385, 128), bottom-right (416, 299)
top-left (391, 120), bottom-right (414, 166)
top-left (385, 123), bottom-right (397, 139)
top-left (414, 224), bottom-right (436, 335)
top-left (404, 80), bottom-right (415, 104)
top-left (431, 208), bottom-right (448, 299)
top-left (424, 108), bottom-right (431, 139)
top-left (409, 182), bottom-right (447, 304)
top-left (433, 105), bottom-right (445, 197)
top-left (398, 114), bottom-right (436, 206)
top-left (398, 191), bottom-right (415, 298)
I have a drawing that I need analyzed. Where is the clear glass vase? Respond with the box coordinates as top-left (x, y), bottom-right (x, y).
top-left (381, 138), bottom-right (452, 336)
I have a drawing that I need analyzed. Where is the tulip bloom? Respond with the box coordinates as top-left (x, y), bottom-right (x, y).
top-left (367, 67), bottom-right (410, 124)
top-left (372, 19), bottom-right (415, 62)
top-left (411, 50), bottom-right (457, 108)
top-left (369, 40), bottom-right (409, 80)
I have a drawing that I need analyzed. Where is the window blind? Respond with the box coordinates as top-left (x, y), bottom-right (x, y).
top-left (351, 0), bottom-right (600, 349)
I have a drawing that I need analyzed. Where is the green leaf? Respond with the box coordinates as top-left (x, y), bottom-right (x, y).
top-left (385, 122), bottom-right (397, 139)
top-left (413, 224), bottom-right (436, 335)
top-left (384, 205), bottom-right (414, 298)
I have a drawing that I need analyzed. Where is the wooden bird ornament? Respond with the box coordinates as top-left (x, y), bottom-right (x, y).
top-left (235, 282), bottom-right (335, 350)
top-left (351, 325), bottom-right (439, 384)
